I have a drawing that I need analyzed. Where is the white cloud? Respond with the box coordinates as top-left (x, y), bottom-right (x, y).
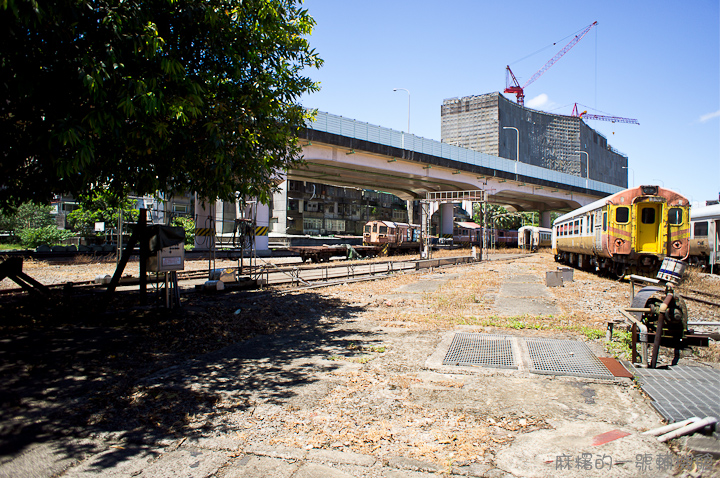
top-left (699, 110), bottom-right (720, 122)
top-left (525, 93), bottom-right (549, 109)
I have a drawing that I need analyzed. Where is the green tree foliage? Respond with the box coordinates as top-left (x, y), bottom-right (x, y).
top-left (473, 204), bottom-right (540, 230)
top-left (0, 201), bottom-right (56, 233)
top-left (18, 225), bottom-right (73, 248)
top-left (0, 201), bottom-right (69, 246)
top-left (170, 215), bottom-right (195, 248)
top-left (0, 0), bottom-right (322, 210)
top-left (66, 191), bottom-right (139, 237)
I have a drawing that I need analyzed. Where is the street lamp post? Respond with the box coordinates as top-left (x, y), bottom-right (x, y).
top-left (393, 88), bottom-right (410, 134)
top-left (576, 150), bottom-right (589, 189)
top-left (622, 166), bottom-right (634, 187)
top-left (502, 126), bottom-right (519, 175)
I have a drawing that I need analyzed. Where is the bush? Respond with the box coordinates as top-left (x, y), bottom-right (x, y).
top-left (171, 216), bottom-right (195, 249)
top-left (18, 226), bottom-right (73, 248)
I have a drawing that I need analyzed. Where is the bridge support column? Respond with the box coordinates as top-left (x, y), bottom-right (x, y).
top-left (272, 180), bottom-right (289, 234)
top-left (441, 203), bottom-right (454, 239)
top-left (236, 198), bottom-right (270, 256)
top-left (254, 202), bottom-right (270, 255)
top-left (406, 200), bottom-right (414, 224)
top-left (194, 196), bottom-right (216, 251)
top-left (540, 210), bottom-right (553, 229)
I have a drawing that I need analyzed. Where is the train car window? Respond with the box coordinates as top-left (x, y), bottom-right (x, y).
top-left (364, 225), bottom-right (371, 234)
top-left (603, 212), bottom-right (607, 231)
top-left (615, 207), bottom-right (630, 224)
top-left (379, 226), bottom-right (387, 234)
top-left (590, 215), bottom-right (594, 231)
top-left (641, 208), bottom-right (656, 224)
top-left (668, 208), bottom-right (683, 225)
top-left (694, 222), bottom-right (709, 236)
top-left (373, 223), bottom-right (377, 233)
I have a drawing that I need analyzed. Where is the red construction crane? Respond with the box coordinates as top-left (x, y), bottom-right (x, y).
top-left (504, 21), bottom-right (598, 106)
top-left (571, 103), bottom-right (639, 125)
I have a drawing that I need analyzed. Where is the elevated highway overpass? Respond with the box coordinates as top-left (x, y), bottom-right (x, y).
top-left (294, 111), bottom-right (623, 227)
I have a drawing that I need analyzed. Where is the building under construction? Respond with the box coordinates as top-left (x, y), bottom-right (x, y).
top-left (441, 92), bottom-right (628, 188)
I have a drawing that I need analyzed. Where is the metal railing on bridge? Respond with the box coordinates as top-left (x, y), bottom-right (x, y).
top-left (306, 111), bottom-right (623, 196)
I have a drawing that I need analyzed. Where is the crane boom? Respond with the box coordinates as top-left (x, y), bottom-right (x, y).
top-left (504, 21), bottom-right (597, 106)
top-left (571, 103), bottom-right (639, 125)
top-left (522, 21), bottom-right (597, 89)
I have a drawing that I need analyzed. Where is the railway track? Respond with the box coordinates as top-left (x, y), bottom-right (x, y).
top-left (0, 254), bottom-right (486, 298)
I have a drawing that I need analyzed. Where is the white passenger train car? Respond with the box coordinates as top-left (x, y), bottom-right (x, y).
top-left (689, 204), bottom-right (720, 273)
top-left (518, 226), bottom-right (552, 252)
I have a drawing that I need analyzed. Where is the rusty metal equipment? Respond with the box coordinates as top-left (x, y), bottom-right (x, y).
top-left (623, 258), bottom-right (709, 368)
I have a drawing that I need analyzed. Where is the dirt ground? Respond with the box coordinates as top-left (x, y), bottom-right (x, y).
top-left (0, 251), bottom-right (718, 476)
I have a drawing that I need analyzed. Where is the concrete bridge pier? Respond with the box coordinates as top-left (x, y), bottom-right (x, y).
top-left (193, 196), bottom-right (216, 251)
top-left (541, 210), bottom-right (553, 229)
top-left (193, 195), bottom-right (270, 255)
top-left (441, 203), bottom-right (454, 238)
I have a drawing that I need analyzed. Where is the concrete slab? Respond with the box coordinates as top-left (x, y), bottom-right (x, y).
top-left (494, 421), bottom-right (674, 477)
top-left (306, 448), bottom-right (376, 467)
top-left (293, 463), bottom-right (356, 478)
top-left (139, 447), bottom-right (230, 478)
top-left (223, 456), bottom-right (299, 478)
top-left (60, 446), bottom-right (163, 478)
top-left (682, 434), bottom-right (720, 458)
top-left (0, 440), bottom-right (103, 478)
top-left (386, 456), bottom-right (441, 472)
top-left (493, 274), bottom-right (560, 316)
top-left (545, 271), bottom-right (563, 287)
top-left (493, 296), bottom-right (560, 317)
top-left (499, 282), bottom-right (551, 297)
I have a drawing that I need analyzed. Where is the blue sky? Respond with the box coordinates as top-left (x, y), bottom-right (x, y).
top-left (299, 0), bottom-right (720, 208)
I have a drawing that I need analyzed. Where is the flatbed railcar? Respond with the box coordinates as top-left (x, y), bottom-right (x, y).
top-left (518, 226), bottom-right (552, 252)
top-left (688, 204), bottom-right (720, 273)
top-left (363, 220), bottom-right (421, 255)
top-left (552, 185), bottom-right (690, 277)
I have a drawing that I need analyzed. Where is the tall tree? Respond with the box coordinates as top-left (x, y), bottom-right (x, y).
top-left (0, 0), bottom-right (322, 210)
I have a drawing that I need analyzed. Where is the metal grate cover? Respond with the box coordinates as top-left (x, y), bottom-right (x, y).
top-left (525, 338), bottom-right (614, 379)
top-left (443, 333), bottom-right (516, 369)
top-left (633, 366), bottom-right (720, 422)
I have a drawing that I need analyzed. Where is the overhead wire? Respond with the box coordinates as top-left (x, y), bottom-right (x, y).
top-left (508, 23), bottom-right (595, 67)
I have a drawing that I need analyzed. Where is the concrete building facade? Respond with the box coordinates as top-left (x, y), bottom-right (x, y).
top-left (441, 92), bottom-right (628, 188)
top-left (271, 180), bottom-right (409, 237)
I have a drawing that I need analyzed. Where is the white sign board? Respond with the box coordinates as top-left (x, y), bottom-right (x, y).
top-left (94, 222), bottom-right (105, 232)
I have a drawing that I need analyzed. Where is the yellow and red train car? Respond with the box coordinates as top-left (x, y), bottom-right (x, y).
top-left (552, 185), bottom-right (690, 277)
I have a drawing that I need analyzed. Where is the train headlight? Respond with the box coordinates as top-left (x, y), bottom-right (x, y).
top-left (672, 240), bottom-right (682, 249)
top-left (615, 239), bottom-right (624, 247)
top-left (641, 185), bottom-right (659, 196)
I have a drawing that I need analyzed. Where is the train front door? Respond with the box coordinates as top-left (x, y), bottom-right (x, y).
top-left (713, 219), bottom-right (719, 272)
top-left (636, 203), bottom-right (661, 253)
top-left (594, 211), bottom-right (602, 252)
top-left (522, 229), bottom-right (531, 250)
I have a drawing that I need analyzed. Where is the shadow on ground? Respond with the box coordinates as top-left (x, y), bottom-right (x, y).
top-left (0, 286), bottom-right (369, 468)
